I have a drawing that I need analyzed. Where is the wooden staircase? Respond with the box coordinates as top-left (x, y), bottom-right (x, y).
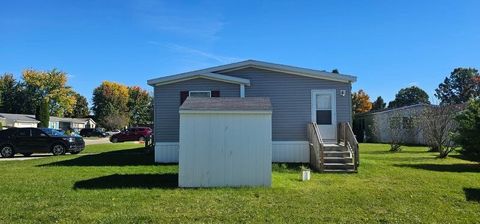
top-left (307, 123), bottom-right (359, 173)
top-left (322, 143), bottom-right (355, 172)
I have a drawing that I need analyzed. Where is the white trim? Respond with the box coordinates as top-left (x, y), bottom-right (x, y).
top-left (180, 110), bottom-right (272, 115)
top-left (189, 91), bottom-right (211, 97)
top-left (311, 89), bottom-right (337, 140)
top-left (240, 84), bottom-right (245, 98)
top-left (147, 60), bottom-right (356, 86)
top-left (148, 72), bottom-right (251, 86)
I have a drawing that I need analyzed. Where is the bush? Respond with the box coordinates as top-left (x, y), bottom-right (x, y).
top-left (419, 105), bottom-right (459, 158)
top-left (454, 99), bottom-right (480, 160)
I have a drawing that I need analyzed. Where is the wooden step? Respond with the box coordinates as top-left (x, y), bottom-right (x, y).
top-left (323, 169), bottom-right (357, 173)
top-left (323, 163), bottom-right (355, 170)
top-left (323, 145), bottom-right (347, 151)
top-left (323, 151), bottom-right (351, 157)
top-left (324, 157), bottom-right (353, 163)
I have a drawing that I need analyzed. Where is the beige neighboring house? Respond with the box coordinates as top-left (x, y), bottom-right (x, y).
top-left (49, 117), bottom-right (96, 131)
top-left (0, 113), bottom-right (96, 131)
top-left (0, 113), bottom-right (40, 128)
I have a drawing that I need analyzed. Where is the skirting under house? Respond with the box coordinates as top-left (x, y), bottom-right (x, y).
top-left (154, 141), bottom-right (309, 163)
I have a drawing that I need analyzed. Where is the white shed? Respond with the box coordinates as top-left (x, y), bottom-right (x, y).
top-left (178, 97), bottom-right (272, 187)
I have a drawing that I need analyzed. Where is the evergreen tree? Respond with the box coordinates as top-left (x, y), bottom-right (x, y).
top-left (435, 68), bottom-right (480, 105)
top-left (388, 86), bottom-right (430, 108)
top-left (36, 99), bottom-right (50, 128)
top-left (371, 96), bottom-right (386, 111)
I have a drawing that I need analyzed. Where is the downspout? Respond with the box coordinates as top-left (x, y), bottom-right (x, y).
top-left (240, 84), bottom-right (245, 98)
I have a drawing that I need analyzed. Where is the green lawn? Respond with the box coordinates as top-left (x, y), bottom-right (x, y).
top-left (0, 143), bottom-right (479, 223)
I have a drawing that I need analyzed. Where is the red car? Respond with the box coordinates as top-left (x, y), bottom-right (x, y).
top-left (109, 127), bottom-right (152, 143)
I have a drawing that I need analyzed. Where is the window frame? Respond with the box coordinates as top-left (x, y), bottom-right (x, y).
top-left (402, 117), bottom-right (414, 129)
top-left (188, 91), bottom-right (212, 97)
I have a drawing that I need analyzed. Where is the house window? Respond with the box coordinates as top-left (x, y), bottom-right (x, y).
top-left (389, 117), bottom-right (401, 129)
top-left (189, 91), bottom-right (211, 97)
top-left (402, 117), bottom-right (414, 129)
top-left (316, 93), bottom-right (332, 125)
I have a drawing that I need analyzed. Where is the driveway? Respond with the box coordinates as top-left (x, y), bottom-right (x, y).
top-left (84, 137), bottom-right (111, 145)
top-left (0, 154), bottom-right (53, 161)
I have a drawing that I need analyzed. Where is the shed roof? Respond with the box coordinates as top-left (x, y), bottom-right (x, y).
top-left (180, 97), bottom-right (272, 111)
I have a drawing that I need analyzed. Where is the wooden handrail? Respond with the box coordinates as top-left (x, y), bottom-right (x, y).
top-left (307, 122), bottom-right (325, 172)
top-left (338, 122), bottom-right (359, 170)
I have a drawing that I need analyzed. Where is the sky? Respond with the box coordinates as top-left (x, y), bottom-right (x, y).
top-left (1, 0), bottom-right (479, 105)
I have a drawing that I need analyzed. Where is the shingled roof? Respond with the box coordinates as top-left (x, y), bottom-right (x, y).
top-left (180, 97), bottom-right (272, 111)
top-left (0, 113), bottom-right (39, 123)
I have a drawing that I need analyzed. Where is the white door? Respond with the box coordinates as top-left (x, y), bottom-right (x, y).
top-left (311, 90), bottom-right (337, 141)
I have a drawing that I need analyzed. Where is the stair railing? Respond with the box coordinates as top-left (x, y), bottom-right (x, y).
top-left (338, 122), bottom-right (359, 171)
top-left (307, 122), bottom-right (325, 172)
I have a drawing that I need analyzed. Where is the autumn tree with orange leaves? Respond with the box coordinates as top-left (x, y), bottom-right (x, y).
top-left (352, 89), bottom-right (373, 114)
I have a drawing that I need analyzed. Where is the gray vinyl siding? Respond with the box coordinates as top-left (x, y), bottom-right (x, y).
top-left (154, 68), bottom-right (353, 142)
top-left (154, 78), bottom-right (240, 142)
top-left (221, 67), bottom-right (352, 141)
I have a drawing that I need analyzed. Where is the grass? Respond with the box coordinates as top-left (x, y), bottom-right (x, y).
top-left (0, 143), bottom-right (479, 223)
top-left (83, 142), bottom-right (142, 153)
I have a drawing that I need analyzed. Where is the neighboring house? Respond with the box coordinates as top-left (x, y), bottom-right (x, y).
top-left (0, 113), bottom-right (40, 128)
top-left (49, 117), bottom-right (96, 131)
top-left (353, 104), bottom-right (433, 145)
top-left (0, 113), bottom-right (96, 131)
top-left (148, 60), bottom-right (357, 163)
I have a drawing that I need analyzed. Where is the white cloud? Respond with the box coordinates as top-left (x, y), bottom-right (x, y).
top-left (164, 43), bottom-right (242, 64)
top-left (132, 1), bottom-right (225, 41)
top-left (407, 81), bottom-right (419, 87)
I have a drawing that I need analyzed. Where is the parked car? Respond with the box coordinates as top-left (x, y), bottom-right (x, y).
top-left (105, 129), bottom-right (121, 136)
top-left (80, 128), bottom-right (107, 138)
top-left (0, 128), bottom-right (85, 158)
top-left (110, 127), bottom-right (152, 143)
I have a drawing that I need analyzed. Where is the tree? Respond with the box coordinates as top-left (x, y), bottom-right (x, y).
top-left (92, 81), bottom-right (129, 129)
top-left (127, 86), bottom-right (152, 126)
top-left (66, 93), bottom-right (89, 118)
top-left (371, 96), bottom-right (386, 111)
top-left (22, 69), bottom-right (76, 116)
top-left (331, 69), bottom-right (339, 74)
top-left (352, 89), bottom-right (372, 114)
top-left (0, 73), bottom-right (23, 113)
top-left (435, 68), bottom-right (480, 105)
top-left (102, 111), bottom-right (129, 130)
top-left (454, 99), bottom-right (480, 160)
top-left (420, 105), bottom-right (460, 158)
top-left (35, 99), bottom-right (50, 128)
top-left (388, 86), bottom-right (430, 108)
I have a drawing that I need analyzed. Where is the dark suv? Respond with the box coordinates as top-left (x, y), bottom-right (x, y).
top-left (0, 128), bottom-right (85, 158)
top-left (110, 127), bottom-right (152, 143)
top-left (80, 128), bottom-right (107, 137)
